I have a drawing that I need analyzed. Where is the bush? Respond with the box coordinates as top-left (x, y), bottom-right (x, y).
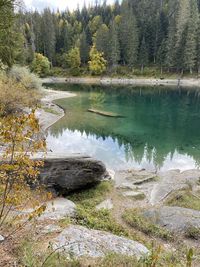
top-left (9, 65), bottom-right (42, 90)
top-left (89, 45), bottom-right (107, 75)
top-left (0, 72), bottom-right (40, 115)
top-left (31, 53), bottom-right (50, 77)
top-left (64, 47), bottom-right (81, 76)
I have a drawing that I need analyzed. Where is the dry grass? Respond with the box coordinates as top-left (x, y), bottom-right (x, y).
top-left (0, 72), bottom-right (41, 115)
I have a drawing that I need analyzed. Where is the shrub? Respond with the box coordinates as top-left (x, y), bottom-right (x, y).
top-left (64, 47), bottom-right (81, 76)
top-left (9, 65), bottom-right (42, 90)
top-left (31, 53), bottom-right (50, 77)
top-left (89, 45), bottom-right (107, 75)
top-left (0, 72), bottom-right (40, 115)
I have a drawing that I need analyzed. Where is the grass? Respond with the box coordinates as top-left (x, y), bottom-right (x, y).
top-left (67, 181), bottom-right (131, 237)
top-left (185, 226), bottom-right (200, 240)
top-left (122, 209), bottom-right (174, 241)
top-left (18, 239), bottom-right (195, 267)
top-left (166, 190), bottom-right (200, 211)
top-left (42, 107), bottom-right (60, 115)
top-left (18, 239), bottom-right (81, 267)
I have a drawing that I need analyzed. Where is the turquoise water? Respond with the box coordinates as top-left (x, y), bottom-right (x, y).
top-left (46, 84), bottom-right (200, 171)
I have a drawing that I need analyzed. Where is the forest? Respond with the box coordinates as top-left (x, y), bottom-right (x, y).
top-left (1, 0), bottom-right (200, 76)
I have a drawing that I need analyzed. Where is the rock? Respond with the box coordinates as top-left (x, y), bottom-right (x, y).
top-left (53, 225), bottom-right (149, 259)
top-left (0, 235), bottom-right (5, 242)
top-left (115, 169), bottom-right (157, 187)
top-left (107, 169), bottom-right (115, 180)
top-left (143, 206), bottom-right (200, 233)
top-left (122, 191), bottom-right (145, 199)
top-left (96, 199), bottom-right (113, 210)
top-left (39, 198), bottom-right (77, 221)
top-left (37, 154), bottom-right (109, 193)
top-left (150, 169), bottom-right (200, 205)
top-left (41, 224), bottom-right (62, 234)
top-left (117, 182), bottom-right (138, 190)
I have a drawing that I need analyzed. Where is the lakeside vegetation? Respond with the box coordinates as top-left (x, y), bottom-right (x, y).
top-left (1, 0), bottom-right (200, 78)
top-left (1, 0), bottom-right (200, 266)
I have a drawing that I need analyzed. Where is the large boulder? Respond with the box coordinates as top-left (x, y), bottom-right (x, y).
top-left (37, 154), bottom-right (109, 193)
top-left (143, 206), bottom-right (200, 233)
top-left (53, 225), bottom-right (149, 259)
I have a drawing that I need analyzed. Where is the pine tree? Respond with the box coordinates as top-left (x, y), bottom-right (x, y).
top-left (95, 24), bottom-right (109, 60)
top-left (119, 2), bottom-right (139, 67)
top-left (109, 20), bottom-right (120, 66)
top-left (42, 8), bottom-right (56, 64)
top-left (183, 0), bottom-right (199, 73)
top-left (79, 31), bottom-right (90, 64)
top-left (138, 37), bottom-right (149, 74)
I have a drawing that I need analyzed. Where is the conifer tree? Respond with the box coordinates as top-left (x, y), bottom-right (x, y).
top-left (183, 0), bottom-right (199, 73)
top-left (79, 31), bottom-right (90, 64)
top-left (139, 37), bottom-right (148, 74)
top-left (95, 24), bottom-right (109, 60)
top-left (109, 20), bottom-right (120, 66)
top-left (119, 2), bottom-right (139, 67)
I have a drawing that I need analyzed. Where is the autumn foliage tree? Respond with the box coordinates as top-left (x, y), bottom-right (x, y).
top-left (0, 109), bottom-right (47, 238)
top-left (31, 53), bottom-right (50, 77)
top-left (88, 45), bottom-right (107, 75)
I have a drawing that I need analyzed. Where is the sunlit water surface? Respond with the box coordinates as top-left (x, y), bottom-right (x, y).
top-left (46, 84), bottom-right (200, 171)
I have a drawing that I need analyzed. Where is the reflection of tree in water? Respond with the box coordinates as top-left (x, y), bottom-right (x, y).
top-left (89, 91), bottom-right (106, 109)
top-left (47, 84), bottom-right (200, 169)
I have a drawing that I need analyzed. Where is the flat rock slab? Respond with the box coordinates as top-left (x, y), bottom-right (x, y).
top-left (143, 206), bottom-right (200, 233)
top-left (122, 191), bottom-right (145, 199)
top-left (37, 154), bottom-right (109, 193)
top-left (41, 224), bottom-right (62, 234)
top-left (150, 169), bottom-right (200, 205)
top-left (39, 198), bottom-right (77, 221)
top-left (115, 169), bottom-right (157, 187)
top-left (117, 182), bottom-right (138, 190)
top-left (96, 199), bottom-right (113, 210)
top-left (53, 225), bottom-right (149, 259)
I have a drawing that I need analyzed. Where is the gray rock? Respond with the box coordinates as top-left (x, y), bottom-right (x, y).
top-left (115, 169), bottom-right (157, 187)
top-left (96, 199), bottom-right (113, 210)
top-left (0, 235), bottom-right (4, 242)
top-left (122, 191), bottom-right (145, 199)
top-left (143, 206), bottom-right (200, 233)
top-left (117, 182), bottom-right (138, 190)
top-left (39, 198), bottom-right (76, 221)
top-left (53, 225), bottom-right (149, 259)
top-left (41, 224), bottom-right (62, 234)
top-left (150, 169), bottom-right (200, 205)
top-left (38, 154), bottom-right (109, 193)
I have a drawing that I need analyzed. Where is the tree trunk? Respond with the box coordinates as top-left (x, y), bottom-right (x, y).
top-left (141, 64), bottom-right (144, 74)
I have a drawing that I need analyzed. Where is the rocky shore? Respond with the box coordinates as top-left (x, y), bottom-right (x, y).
top-left (36, 88), bottom-right (76, 132)
top-left (24, 87), bottom-right (200, 265)
top-left (42, 76), bottom-right (200, 87)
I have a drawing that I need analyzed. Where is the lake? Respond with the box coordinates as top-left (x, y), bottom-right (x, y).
top-left (46, 84), bottom-right (200, 171)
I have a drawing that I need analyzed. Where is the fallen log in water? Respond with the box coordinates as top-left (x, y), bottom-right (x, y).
top-left (88, 109), bottom-right (124, 118)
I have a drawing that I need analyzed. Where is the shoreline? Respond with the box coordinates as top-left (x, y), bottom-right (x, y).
top-left (36, 88), bottom-right (76, 132)
top-left (42, 76), bottom-right (200, 87)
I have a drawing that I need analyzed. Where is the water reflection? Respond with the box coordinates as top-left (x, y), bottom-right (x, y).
top-left (46, 84), bottom-right (200, 171)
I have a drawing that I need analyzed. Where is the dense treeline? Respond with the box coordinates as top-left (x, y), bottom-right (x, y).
top-left (2, 0), bottom-right (200, 75)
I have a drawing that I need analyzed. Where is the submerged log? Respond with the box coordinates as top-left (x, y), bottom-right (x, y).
top-left (88, 109), bottom-right (124, 118)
